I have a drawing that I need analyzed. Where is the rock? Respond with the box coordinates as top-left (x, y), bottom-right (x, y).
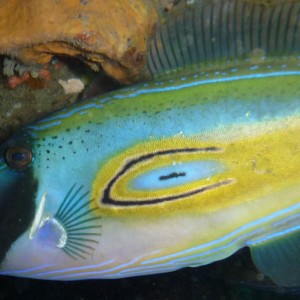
top-left (0, 0), bottom-right (158, 83)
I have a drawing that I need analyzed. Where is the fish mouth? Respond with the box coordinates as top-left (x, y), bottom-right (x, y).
top-left (0, 167), bottom-right (37, 266)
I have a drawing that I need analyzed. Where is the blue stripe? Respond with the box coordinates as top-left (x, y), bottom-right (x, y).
top-left (246, 224), bottom-right (300, 246)
top-left (28, 121), bottom-right (62, 131)
top-left (0, 264), bottom-right (52, 275)
top-left (31, 259), bottom-right (115, 277)
top-left (122, 71), bottom-right (300, 99)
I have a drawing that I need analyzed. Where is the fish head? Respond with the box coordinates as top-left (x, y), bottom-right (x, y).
top-left (0, 123), bottom-right (106, 278)
top-left (0, 129), bottom-right (39, 271)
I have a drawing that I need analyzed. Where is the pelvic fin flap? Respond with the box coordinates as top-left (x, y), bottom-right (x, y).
top-left (249, 227), bottom-right (300, 287)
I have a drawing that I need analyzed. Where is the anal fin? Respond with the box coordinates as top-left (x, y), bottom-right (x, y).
top-left (248, 226), bottom-right (300, 287)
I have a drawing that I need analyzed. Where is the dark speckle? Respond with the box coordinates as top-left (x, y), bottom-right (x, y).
top-left (52, 136), bottom-right (58, 139)
top-left (68, 141), bottom-right (73, 145)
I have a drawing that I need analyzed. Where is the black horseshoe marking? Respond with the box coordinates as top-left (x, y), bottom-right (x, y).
top-left (101, 147), bottom-right (230, 207)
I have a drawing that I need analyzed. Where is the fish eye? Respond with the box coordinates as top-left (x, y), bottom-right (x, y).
top-left (4, 146), bottom-right (33, 171)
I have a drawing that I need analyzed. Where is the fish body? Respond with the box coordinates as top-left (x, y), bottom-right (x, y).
top-left (0, 0), bottom-right (300, 285)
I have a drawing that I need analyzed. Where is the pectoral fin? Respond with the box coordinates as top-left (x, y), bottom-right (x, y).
top-left (248, 227), bottom-right (300, 287)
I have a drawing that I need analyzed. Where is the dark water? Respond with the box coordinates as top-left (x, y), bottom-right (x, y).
top-left (0, 249), bottom-right (299, 300)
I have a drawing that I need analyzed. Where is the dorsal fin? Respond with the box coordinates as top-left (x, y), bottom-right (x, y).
top-left (148, 0), bottom-right (300, 77)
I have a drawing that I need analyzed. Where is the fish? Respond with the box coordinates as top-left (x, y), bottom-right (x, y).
top-left (0, 0), bottom-right (299, 286)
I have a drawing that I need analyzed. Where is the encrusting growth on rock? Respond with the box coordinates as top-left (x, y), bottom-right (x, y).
top-left (0, 0), bottom-right (158, 84)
